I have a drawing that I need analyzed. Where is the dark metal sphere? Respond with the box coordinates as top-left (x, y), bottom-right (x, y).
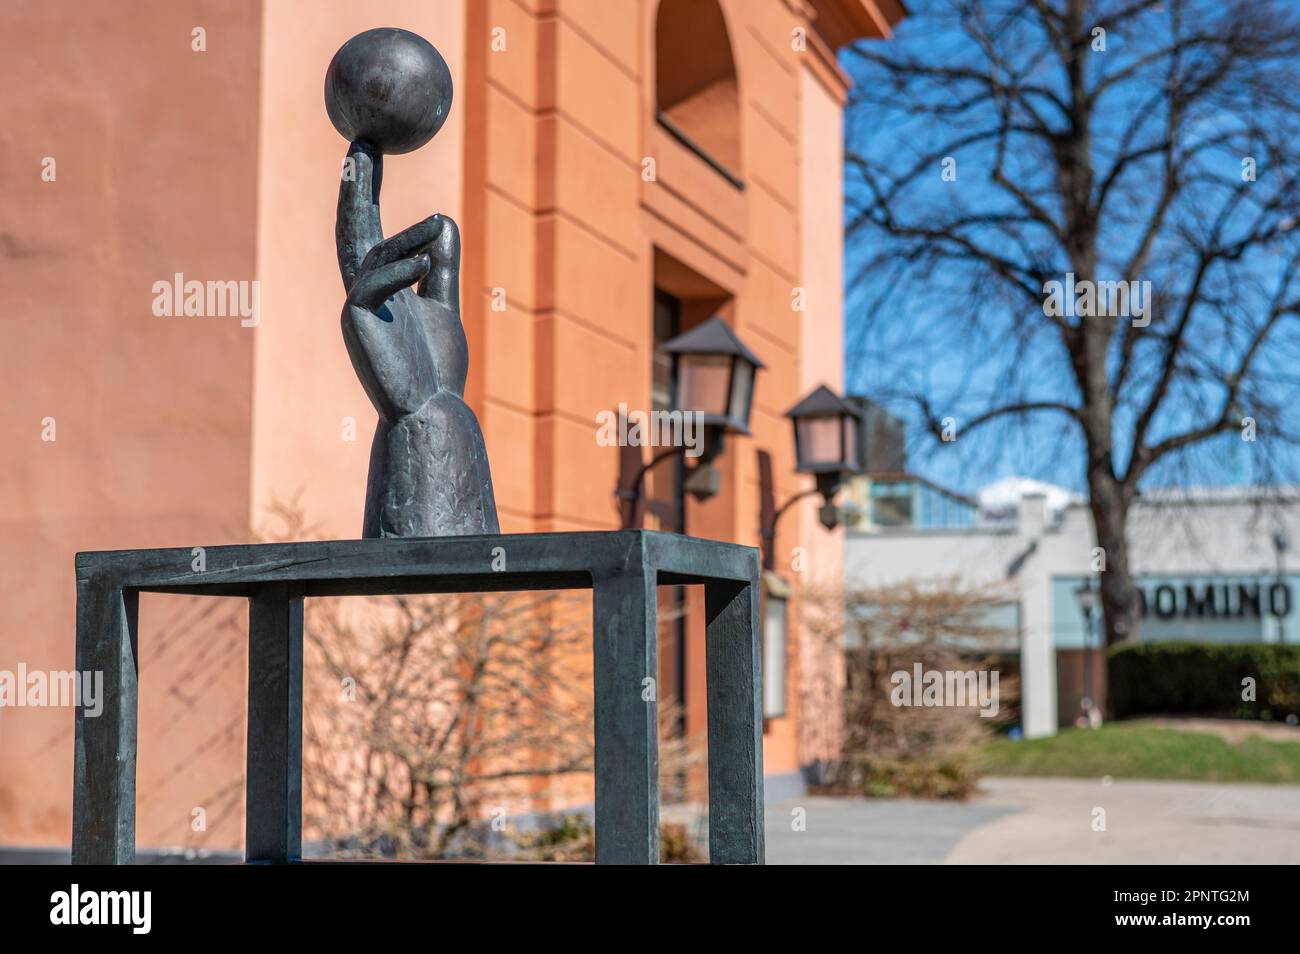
top-left (324, 28), bottom-right (452, 155)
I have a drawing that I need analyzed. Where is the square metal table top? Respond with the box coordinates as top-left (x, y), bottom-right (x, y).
top-left (75, 529), bottom-right (760, 597)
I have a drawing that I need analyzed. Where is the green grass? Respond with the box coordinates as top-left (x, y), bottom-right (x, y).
top-left (976, 723), bottom-right (1300, 784)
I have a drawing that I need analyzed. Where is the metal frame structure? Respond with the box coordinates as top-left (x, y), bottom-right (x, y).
top-left (72, 530), bottom-right (764, 865)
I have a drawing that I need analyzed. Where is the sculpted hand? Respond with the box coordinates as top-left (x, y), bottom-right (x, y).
top-left (334, 140), bottom-right (496, 537)
top-left (336, 141), bottom-right (469, 422)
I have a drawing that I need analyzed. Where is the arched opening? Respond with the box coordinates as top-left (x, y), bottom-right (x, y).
top-left (655, 0), bottom-right (741, 181)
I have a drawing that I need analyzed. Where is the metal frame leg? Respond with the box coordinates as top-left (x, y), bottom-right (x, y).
top-left (592, 565), bottom-right (660, 863)
top-left (705, 577), bottom-right (764, 864)
top-left (245, 582), bottom-right (304, 862)
top-left (72, 582), bottom-right (138, 864)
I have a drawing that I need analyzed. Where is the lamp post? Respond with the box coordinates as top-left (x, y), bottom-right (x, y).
top-left (1074, 581), bottom-right (1102, 728)
top-left (617, 316), bottom-right (764, 529)
top-left (758, 385), bottom-right (864, 570)
top-left (1274, 531), bottom-right (1289, 644)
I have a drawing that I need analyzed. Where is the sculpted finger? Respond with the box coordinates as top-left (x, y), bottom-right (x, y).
top-left (416, 213), bottom-right (460, 308)
top-left (336, 141), bottom-right (384, 290)
top-left (360, 214), bottom-right (444, 274)
top-left (346, 253), bottom-right (431, 310)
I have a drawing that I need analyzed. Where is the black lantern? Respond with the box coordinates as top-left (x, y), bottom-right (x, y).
top-left (661, 316), bottom-right (765, 437)
top-left (786, 385), bottom-right (864, 475)
top-left (782, 385), bottom-right (864, 530)
top-left (617, 316), bottom-right (764, 520)
top-left (1074, 581), bottom-right (1100, 623)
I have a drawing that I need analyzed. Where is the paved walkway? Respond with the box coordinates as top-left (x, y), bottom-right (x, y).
top-left (766, 777), bottom-right (1300, 864)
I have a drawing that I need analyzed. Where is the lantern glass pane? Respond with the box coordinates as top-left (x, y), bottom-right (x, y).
top-left (728, 360), bottom-right (754, 428)
top-left (843, 416), bottom-right (858, 470)
top-left (797, 416), bottom-right (842, 466)
top-left (677, 354), bottom-right (732, 416)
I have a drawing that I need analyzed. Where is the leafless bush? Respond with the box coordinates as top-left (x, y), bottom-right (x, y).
top-left (805, 580), bottom-right (1019, 797)
top-left (302, 589), bottom-right (595, 858)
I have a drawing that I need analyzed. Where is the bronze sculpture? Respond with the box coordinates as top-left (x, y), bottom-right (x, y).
top-left (326, 28), bottom-right (498, 537)
top-left (71, 26), bottom-right (765, 870)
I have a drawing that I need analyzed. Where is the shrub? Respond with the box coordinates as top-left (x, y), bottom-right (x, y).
top-left (1108, 641), bottom-right (1300, 720)
top-left (517, 816), bottom-right (705, 863)
top-left (835, 754), bottom-right (980, 800)
top-left (802, 580), bottom-right (1020, 801)
top-left (658, 822), bottom-right (707, 864)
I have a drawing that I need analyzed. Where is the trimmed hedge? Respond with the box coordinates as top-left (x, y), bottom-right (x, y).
top-left (1108, 641), bottom-right (1300, 720)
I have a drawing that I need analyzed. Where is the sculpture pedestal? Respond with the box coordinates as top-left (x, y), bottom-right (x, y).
top-left (72, 530), bottom-right (764, 865)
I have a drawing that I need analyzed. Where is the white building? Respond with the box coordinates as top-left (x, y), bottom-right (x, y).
top-left (844, 478), bottom-right (1300, 737)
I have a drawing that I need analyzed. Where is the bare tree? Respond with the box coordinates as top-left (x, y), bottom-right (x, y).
top-left (845, 0), bottom-right (1300, 644)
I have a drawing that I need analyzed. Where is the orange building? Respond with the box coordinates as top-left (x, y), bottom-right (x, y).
top-left (0, 0), bottom-right (903, 854)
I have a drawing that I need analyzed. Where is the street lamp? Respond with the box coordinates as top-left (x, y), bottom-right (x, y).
top-left (663, 315), bottom-right (764, 437)
top-left (618, 316), bottom-right (765, 527)
top-left (790, 384), bottom-right (862, 474)
top-left (1074, 581), bottom-right (1102, 728)
top-left (1274, 531), bottom-right (1288, 644)
top-left (759, 385), bottom-right (864, 568)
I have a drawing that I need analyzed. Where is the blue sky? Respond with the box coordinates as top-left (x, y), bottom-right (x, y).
top-left (838, 0), bottom-right (1300, 498)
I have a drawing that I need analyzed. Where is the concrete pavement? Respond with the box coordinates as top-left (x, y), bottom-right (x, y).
top-left (765, 777), bottom-right (1300, 864)
top-left (764, 794), bottom-right (1013, 864)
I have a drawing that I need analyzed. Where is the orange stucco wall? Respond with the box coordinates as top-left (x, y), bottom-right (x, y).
top-left (0, 0), bottom-right (262, 847)
top-left (0, 0), bottom-right (891, 850)
top-left (467, 0), bottom-right (866, 784)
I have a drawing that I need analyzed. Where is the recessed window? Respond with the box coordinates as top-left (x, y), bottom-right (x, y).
top-left (655, 0), bottom-right (741, 183)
